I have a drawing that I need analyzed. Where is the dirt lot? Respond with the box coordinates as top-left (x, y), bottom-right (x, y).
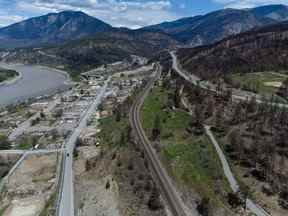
top-left (0, 153), bottom-right (59, 216)
top-left (74, 146), bottom-right (120, 216)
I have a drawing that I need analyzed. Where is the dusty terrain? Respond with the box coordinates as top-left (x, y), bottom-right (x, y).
top-left (0, 153), bottom-right (58, 216)
top-left (74, 142), bottom-right (168, 216)
top-left (74, 146), bottom-right (120, 216)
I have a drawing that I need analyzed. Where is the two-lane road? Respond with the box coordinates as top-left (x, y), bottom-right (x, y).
top-left (205, 126), bottom-right (270, 216)
top-left (58, 77), bottom-right (111, 216)
top-left (170, 51), bottom-right (288, 109)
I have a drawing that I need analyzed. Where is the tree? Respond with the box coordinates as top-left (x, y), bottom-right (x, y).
top-left (229, 129), bottom-right (243, 160)
top-left (247, 96), bottom-right (257, 113)
top-left (227, 192), bottom-right (244, 209)
top-left (213, 106), bottom-right (225, 133)
top-left (148, 187), bottom-right (163, 210)
top-left (152, 115), bottom-right (161, 141)
top-left (126, 125), bottom-right (132, 143)
top-left (119, 132), bottom-right (126, 147)
top-left (278, 78), bottom-right (288, 98)
top-left (98, 103), bottom-right (104, 112)
top-left (204, 98), bottom-right (214, 118)
top-left (279, 188), bottom-right (288, 209)
top-left (277, 107), bottom-right (288, 126)
top-left (241, 185), bottom-right (250, 210)
top-left (189, 104), bottom-right (204, 135)
top-left (105, 180), bottom-right (111, 189)
top-left (53, 108), bottom-right (63, 118)
top-left (40, 112), bottom-right (45, 119)
top-left (51, 129), bottom-right (59, 140)
top-left (231, 103), bottom-right (243, 125)
top-left (197, 197), bottom-right (210, 216)
top-left (31, 117), bottom-right (39, 126)
top-left (173, 88), bottom-right (181, 108)
top-left (115, 107), bottom-right (121, 122)
top-left (0, 135), bottom-right (11, 150)
top-left (75, 137), bottom-right (83, 147)
top-left (194, 104), bottom-right (204, 125)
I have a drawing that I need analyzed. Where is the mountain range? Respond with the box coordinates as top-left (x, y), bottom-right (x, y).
top-left (177, 20), bottom-right (288, 80)
top-left (143, 4), bottom-right (288, 46)
top-left (1, 29), bottom-right (178, 76)
top-left (0, 11), bottom-right (112, 48)
top-left (1, 4), bottom-right (288, 49)
top-left (1, 4), bottom-right (288, 77)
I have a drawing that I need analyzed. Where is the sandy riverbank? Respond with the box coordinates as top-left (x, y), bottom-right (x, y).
top-left (0, 71), bottom-right (23, 87)
top-left (0, 62), bottom-right (73, 107)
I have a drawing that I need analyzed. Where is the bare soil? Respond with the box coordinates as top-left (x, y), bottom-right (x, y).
top-left (0, 153), bottom-right (58, 216)
top-left (74, 143), bottom-right (168, 216)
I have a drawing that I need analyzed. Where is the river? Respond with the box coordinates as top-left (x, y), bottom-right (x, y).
top-left (0, 63), bottom-right (71, 107)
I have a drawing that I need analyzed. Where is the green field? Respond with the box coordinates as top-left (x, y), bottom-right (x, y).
top-left (15, 135), bottom-right (38, 150)
top-left (98, 113), bottom-right (130, 149)
top-left (141, 87), bottom-right (233, 213)
top-left (231, 71), bottom-right (288, 96)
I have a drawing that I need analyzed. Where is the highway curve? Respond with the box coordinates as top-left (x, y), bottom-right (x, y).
top-left (129, 63), bottom-right (198, 216)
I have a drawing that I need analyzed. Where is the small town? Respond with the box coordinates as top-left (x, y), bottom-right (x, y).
top-left (0, 58), bottom-right (153, 215)
top-left (1, 2), bottom-right (288, 216)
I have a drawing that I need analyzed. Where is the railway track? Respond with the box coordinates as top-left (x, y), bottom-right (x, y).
top-left (129, 63), bottom-right (197, 216)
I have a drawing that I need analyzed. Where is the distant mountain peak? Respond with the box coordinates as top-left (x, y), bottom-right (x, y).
top-left (177, 19), bottom-right (288, 80)
top-left (250, 4), bottom-right (288, 21)
top-left (0, 10), bottom-right (112, 48)
top-left (143, 4), bottom-right (288, 46)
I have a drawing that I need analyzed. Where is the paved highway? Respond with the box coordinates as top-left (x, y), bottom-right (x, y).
top-left (58, 77), bottom-right (110, 216)
top-left (205, 126), bottom-right (270, 216)
top-left (129, 64), bottom-right (198, 216)
top-left (170, 51), bottom-right (288, 108)
top-left (205, 126), bottom-right (240, 193)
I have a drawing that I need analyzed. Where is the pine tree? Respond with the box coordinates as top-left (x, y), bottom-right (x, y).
top-left (152, 115), bottom-right (161, 141)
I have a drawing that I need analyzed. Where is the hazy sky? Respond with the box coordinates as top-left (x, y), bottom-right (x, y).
top-left (0, 0), bottom-right (287, 28)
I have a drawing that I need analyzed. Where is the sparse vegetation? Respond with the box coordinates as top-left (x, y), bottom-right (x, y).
top-left (230, 72), bottom-right (288, 100)
top-left (141, 85), bottom-right (233, 213)
top-left (39, 192), bottom-right (56, 216)
top-left (96, 96), bottom-right (167, 216)
top-left (16, 135), bottom-right (38, 150)
top-left (0, 135), bottom-right (11, 150)
top-left (178, 22), bottom-right (288, 82)
top-left (180, 73), bottom-right (288, 215)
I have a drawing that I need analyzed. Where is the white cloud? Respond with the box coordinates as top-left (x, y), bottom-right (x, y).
top-left (213, 0), bottom-right (288, 9)
top-left (12, 0), bottom-right (177, 28)
top-left (0, 15), bottom-right (25, 27)
top-left (179, 3), bottom-right (186, 9)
